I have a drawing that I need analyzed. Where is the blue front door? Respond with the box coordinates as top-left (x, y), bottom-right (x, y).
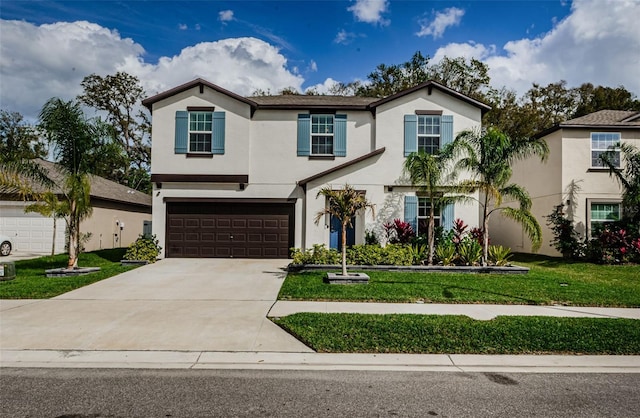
top-left (330, 215), bottom-right (355, 250)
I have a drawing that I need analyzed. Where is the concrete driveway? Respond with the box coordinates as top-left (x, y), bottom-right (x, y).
top-left (0, 259), bottom-right (312, 353)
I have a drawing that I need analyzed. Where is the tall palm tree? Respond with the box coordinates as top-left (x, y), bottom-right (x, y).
top-left (454, 128), bottom-right (548, 265)
top-left (403, 144), bottom-right (469, 265)
top-left (314, 185), bottom-right (375, 276)
top-left (39, 98), bottom-right (101, 269)
top-left (601, 143), bottom-right (640, 224)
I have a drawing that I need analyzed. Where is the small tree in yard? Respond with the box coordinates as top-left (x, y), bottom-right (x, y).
top-left (314, 185), bottom-right (375, 276)
top-left (25, 191), bottom-right (67, 256)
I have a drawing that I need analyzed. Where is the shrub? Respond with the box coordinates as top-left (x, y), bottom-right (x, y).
top-left (123, 234), bottom-right (162, 263)
top-left (587, 226), bottom-right (640, 265)
top-left (488, 245), bottom-right (513, 266)
top-left (346, 244), bottom-right (383, 265)
top-left (546, 208), bottom-right (583, 259)
top-left (383, 219), bottom-right (415, 244)
top-left (291, 244), bottom-right (341, 265)
top-left (435, 242), bottom-right (457, 266)
top-left (381, 244), bottom-right (415, 266)
top-left (458, 238), bottom-right (482, 266)
top-left (365, 229), bottom-right (380, 245)
top-left (407, 243), bottom-right (428, 265)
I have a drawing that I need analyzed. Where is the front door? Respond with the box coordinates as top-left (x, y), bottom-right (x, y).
top-left (329, 215), bottom-right (355, 250)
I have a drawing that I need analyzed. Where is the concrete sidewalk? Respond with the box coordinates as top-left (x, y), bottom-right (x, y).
top-left (268, 301), bottom-right (640, 320)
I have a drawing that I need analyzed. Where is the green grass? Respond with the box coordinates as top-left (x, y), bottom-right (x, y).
top-left (274, 313), bottom-right (640, 354)
top-left (278, 254), bottom-right (640, 307)
top-left (0, 248), bottom-right (138, 299)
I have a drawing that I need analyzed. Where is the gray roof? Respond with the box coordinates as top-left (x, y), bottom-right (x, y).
top-left (33, 159), bottom-right (151, 208)
top-left (561, 110), bottom-right (640, 127)
top-left (250, 95), bottom-right (378, 108)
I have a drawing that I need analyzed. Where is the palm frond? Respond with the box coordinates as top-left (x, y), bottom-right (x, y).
top-left (500, 207), bottom-right (542, 251)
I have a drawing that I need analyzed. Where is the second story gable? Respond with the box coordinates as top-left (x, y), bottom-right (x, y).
top-left (143, 79), bottom-right (490, 184)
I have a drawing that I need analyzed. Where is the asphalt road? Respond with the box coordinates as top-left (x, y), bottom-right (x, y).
top-left (1, 368), bottom-right (639, 417)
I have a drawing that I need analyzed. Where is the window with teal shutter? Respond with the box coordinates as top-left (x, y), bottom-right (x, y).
top-left (212, 112), bottom-right (225, 154)
top-left (404, 195), bottom-right (418, 234)
top-left (441, 202), bottom-right (454, 231)
top-left (334, 114), bottom-right (347, 157)
top-left (174, 110), bottom-right (226, 155)
top-left (298, 113), bottom-right (347, 156)
top-left (404, 115), bottom-right (417, 156)
top-left (174, 111), bottom-right (188, 154)
top-left (297, 114), bottom-right (310, 156)
top-left (441, 115), bottom-right (453, 146)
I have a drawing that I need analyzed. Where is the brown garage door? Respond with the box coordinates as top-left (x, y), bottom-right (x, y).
top-left (166, 201), bottom-right (294, 258)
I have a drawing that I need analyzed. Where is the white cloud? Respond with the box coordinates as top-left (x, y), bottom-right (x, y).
top-left (335, 29), bottom-right (363, 45)
top-left (305, 78), bottom-right (341, 94)
top-left (348, 0), bottom-right (390, 26)
top-left (219, 10), bottom-right (234, 22)
top-left (432, 0), bottom-right (640, 96)
top-left (0, 20), bottom-right (303, 120)
top-left (416, 7), bottom-right (465, 39)
top-left (178, 23), bottom-right (188, 30)
top-left (309, 60), bottom-right (318, 72)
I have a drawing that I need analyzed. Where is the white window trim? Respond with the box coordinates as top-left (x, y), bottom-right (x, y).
top-left (587, 198), bottom-right (622, 236)
top-left (188, 111), bottom-right (213, 154)
top-left (417, 115), bottom-right (441, 155)
top-left (590, 132), bottom-right (621, 168)
top-left (311, 114), bottom-right (335, 156)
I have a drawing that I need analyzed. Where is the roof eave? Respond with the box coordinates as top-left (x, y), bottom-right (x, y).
top-left (297, 148), bottom-right (386, 187)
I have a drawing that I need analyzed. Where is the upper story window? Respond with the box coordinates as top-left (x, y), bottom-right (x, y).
top-left (174, 110), bottom-right (225, 155)
top-left (591, 132), bottom-right (621, 168)
top-left (189, 112), bottom-right (213, 153)
top-left (311, 115), bottom-right (334, 155)
top-left (297, 113), bottom-right (347, 157)
top-left (417, 116), bottom-right (440, 155)
top-left (404, 113), bottom-right (452, 157)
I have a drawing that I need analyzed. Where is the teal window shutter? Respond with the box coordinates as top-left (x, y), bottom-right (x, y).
top-left (404, 195), bottom-right (418, 234)
top-left (212, 111), bottom-right (225, 154)
top-left (404, 114), bottom-right (417, 156)
top-left (297, 114), bottom-right (310, 156)
top-left (334, 114), bottom-right (347, 157)
top-left (175, 111), bottom-right (188, 154)
top-left (441, 115), bottom-right (453, 147)
top-left (441, 202), bottom-right (454, 231)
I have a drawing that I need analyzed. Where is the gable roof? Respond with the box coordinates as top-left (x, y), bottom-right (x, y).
top-left (297, 147), bottom-right (386, 187)
top-left (142, 78), bottom-right (491, 114)
top-left (23, 159), bottom-right (151, 208)
top-left (142, 78), bottom-right (257, 111)
top-left (369, 81), bottom-right (491, 113)
top-left (535, 110), bottom-right (640, 138)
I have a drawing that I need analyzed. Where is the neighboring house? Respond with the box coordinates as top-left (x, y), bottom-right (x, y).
top-left (490, 110), bottom-right (640, 256)
top-left (142, 78), bottom-right (490, 259)
top-left (0, 159), bottom-right (152, 254)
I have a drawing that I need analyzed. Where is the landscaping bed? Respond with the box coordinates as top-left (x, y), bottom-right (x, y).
top-left (279, 254), bottom-right (640, 307)
top-left (0, 248), bottom-right (139, 299)
top-left (274, 313), bottom-right (640, 354)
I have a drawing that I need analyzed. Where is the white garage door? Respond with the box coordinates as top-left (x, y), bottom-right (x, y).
top-left (0, 203), bottom-right (67, 254)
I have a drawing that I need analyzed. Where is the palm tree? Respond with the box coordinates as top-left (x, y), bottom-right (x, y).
top-left (454, 128), bottom-right (549, 265)
top-left (314, 185), bottom-right (375, 276)
top-left (601, 143), bottom-right (640, 224)
top-left (403, 145), bottom-right (469, 265)
top-left (25, 191), bottom-right (67, 256)
top-left (39, 98), bottom-right (101, 269)
top-left (0, 159), bottom-right (53, 199)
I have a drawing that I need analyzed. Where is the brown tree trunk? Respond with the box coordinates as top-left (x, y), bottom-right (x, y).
top-left (341, 223), bottom-right (348, 276)
top-left (67, 201), bottom-right (78, 269)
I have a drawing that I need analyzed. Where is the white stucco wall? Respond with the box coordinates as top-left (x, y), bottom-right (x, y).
top-left (148, 82), bottom-right (485, 256)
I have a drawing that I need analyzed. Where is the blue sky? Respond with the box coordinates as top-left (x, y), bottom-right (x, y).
top-left (1, 0), bottom-right (639, 120)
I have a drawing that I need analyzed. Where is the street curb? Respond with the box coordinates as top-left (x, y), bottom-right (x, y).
top-left (2, 350), bottom-right (639, 373)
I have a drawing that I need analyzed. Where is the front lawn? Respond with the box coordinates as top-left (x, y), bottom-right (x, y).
top-left (0, 249), bottom-right (137, 299)
top-left (274, 313), bottom-right (640, 354)
top-left (279, 254), bottom-right (640, 307)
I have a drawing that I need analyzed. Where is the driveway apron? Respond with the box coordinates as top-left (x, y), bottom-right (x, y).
top-left (0, 259), bottom-right (312, 352)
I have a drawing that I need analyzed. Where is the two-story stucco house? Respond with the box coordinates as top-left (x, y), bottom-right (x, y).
top-left (142, 79), bottom-right (490, 259)
top-left (491, 110), bottom-right (640, 256)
